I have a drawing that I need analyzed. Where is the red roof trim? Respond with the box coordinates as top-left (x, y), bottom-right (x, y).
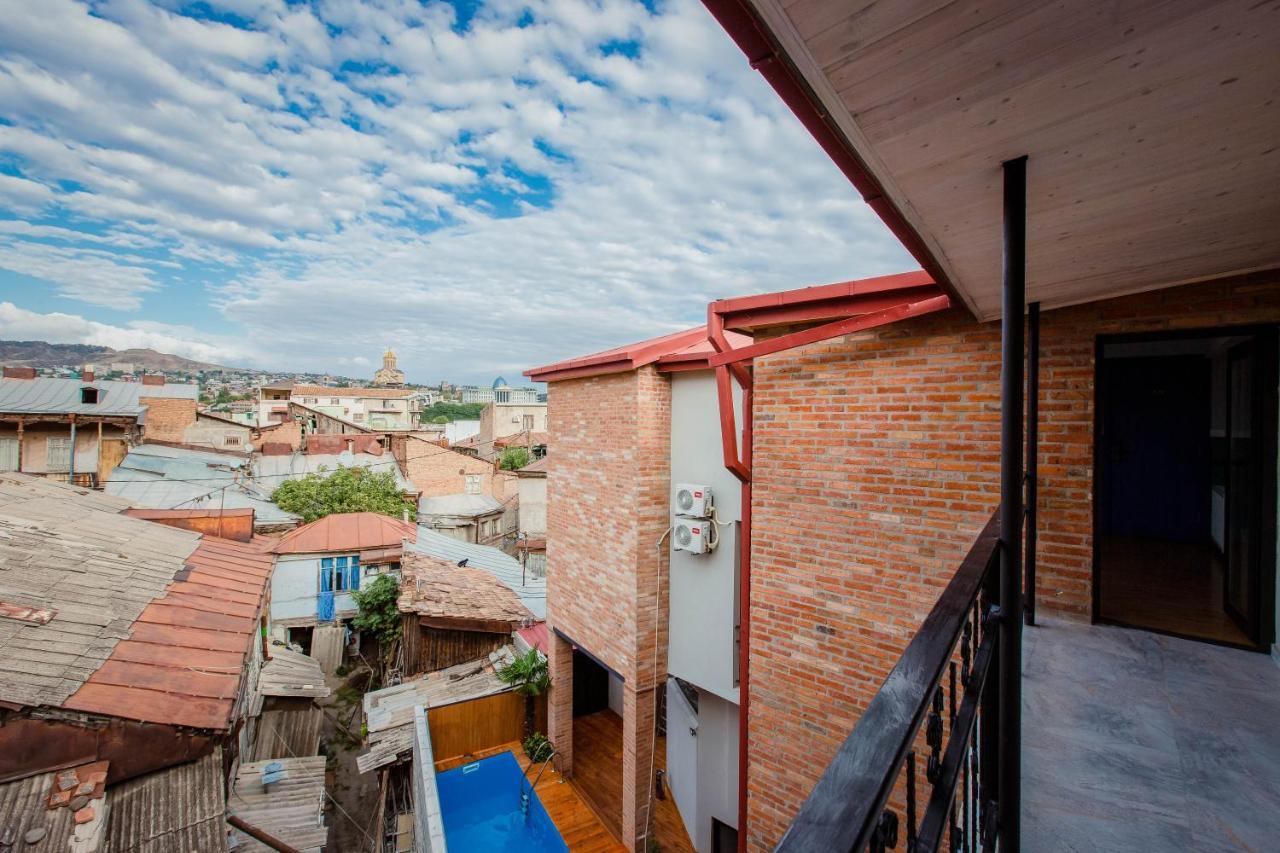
top-left (711, 271), bottom-right (941, 332)
top-left (526, 326), bottom-right (710, 383)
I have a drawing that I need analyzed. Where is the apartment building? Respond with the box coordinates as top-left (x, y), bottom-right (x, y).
top-left (477, 399), bottom-right (548, 461)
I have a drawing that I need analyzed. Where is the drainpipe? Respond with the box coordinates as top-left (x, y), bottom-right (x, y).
top-left (68, 415), bottom-right (76, 481)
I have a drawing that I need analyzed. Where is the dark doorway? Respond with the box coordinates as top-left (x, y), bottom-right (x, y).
top-left (1095, 328), bottom-right (1277, 650)
top-left (572, 648), bottom-right (610, 718)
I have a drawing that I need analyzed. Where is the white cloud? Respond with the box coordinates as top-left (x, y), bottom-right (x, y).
top-left (0, 301), bottom-right (255, 364)
top-left (0, 0), bottom-right (914, 380)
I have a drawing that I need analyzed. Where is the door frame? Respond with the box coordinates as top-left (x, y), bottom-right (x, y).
top-left (1091, 324), bottom-right (1278, 652)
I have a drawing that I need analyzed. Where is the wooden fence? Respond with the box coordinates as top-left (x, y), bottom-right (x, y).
top-left (428, 691), bottom-right (549, 763)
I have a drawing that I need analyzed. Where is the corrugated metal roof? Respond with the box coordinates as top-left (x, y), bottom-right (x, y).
top-left (516, 622), bottom-right (549, 654)
top-left (228, 757), bottom-right (328, 852)
top-left (254, 451), bottom-right (416, 494)
top-left (63, 535), bottom-right (275, 731)
top-left (0, 473), bottom-right (202, 710)
top-left (0, 761), bottom-right (109, 852)
top-left (102, 748), bottom-right (228, 853)
top-left (0, 377), bottom-right (196, 416)
top-left (103, 444), bottom-right (298, 526)
top-left (418, 492), bottom-right (504, 517)
top-left (407, 527), bottom-right (545, 620)
top-left (273, 511), bottom-right (416, 555)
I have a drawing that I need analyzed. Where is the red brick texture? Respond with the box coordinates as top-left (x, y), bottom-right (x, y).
top-left (745, 272), bottom-right (1280, 849)
top-left (544, 366), bottom-right (672, 851)
top-left (391, 435), bottom-right (496, 498)
top-left (139, 397), bottom-right (198, 443)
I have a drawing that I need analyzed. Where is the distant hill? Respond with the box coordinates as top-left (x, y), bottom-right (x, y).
top-left (0, 340), bottom-right (239, 373)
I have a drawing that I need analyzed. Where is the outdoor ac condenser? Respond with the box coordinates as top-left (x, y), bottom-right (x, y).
top-left (673, 518), bottom-right (710, 555)
top-left (673, 483), bottom-right (713, 518)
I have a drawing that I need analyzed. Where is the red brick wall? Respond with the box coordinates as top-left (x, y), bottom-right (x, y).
top-left (392, 435), bottom-right (496, 498)
top-left (139, 397), bottom-right (198, 443)
top-left (745, 271), bottom-right (1280, 849)
top-left (544, 365), bottom-right (671, 850)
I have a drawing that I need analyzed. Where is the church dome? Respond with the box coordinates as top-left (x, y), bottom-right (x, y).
top-left (491, 376), bottom-right (509, 389)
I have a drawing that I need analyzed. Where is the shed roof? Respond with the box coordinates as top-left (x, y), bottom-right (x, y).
top-left (407, 527), bottom-right (545, 620)
top-left (274, 511), bottom-right (417, 555)
top-left (0, 376), bottom-right (195, 417)
top-left (398, 552), bottom-right (532, 628)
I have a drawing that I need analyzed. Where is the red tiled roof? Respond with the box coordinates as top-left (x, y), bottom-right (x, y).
top-left (517, 457), bottom-right (547, 474)
top-left (517, 622), bottom-right (549, 654)
top-left (494, 431), bottom-right (548, 449)
top-left (526, 326), bottom-right (710, 382)
top-left (273, 511), bottom-right (417, 555)
top-left (305, 434), bottom-right (384, 455)
top-left (62, 535), bottom-right (275, 731)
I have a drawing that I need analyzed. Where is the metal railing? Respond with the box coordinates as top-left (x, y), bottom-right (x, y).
top-left (776, 512), bottom-right (1005, 853)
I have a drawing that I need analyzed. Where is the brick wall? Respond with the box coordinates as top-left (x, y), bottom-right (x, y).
top-left (745, 271), bottom-right (1280, 848)
top-left (139, 397), bottom-right (198, 443)
top-left (392, 435), bottom-right (496, 499)
top-left (544, 365), bottom-right (671, 851)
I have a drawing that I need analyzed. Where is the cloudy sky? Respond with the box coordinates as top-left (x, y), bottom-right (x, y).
top-left (0, 0), bottom-right (912, 383)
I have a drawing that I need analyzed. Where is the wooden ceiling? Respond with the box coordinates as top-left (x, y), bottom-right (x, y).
top-left (747, 0), bottom-right (1280, 319)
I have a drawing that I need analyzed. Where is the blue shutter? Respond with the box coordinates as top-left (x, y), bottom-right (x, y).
top-left (349, 555), bottom-right (361, 591)
top-left (318, 558), bottom-right (335, 621)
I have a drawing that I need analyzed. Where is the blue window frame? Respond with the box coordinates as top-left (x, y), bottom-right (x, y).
top-left (320, 555), bottom-right (361, 593)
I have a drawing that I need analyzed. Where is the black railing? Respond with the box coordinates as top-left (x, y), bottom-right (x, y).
top-left (775, 512), bottom-right (1004, 853)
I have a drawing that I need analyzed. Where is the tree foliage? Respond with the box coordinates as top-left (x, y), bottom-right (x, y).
top-left (499, 446), bottom-right (530, 471)
top-left (351, 574), bottom-right (402, 649)
top-left (419, 402), bottom-right (485, 423)
top-left (497, 648), bottom-right (550, 740)
top-left (271, 466), bottom-right (416, 524)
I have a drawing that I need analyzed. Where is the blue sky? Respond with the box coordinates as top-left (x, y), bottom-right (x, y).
top-left (0, 0), bottom-right (912, 383)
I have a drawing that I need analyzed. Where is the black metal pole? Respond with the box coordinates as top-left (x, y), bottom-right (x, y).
top-left (999, 155), bottom-right (1027, 852)
top-left (1025, 301), bottom-right (1040, 627)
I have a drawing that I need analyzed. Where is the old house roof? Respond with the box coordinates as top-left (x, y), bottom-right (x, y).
top-left (516, 456), bottom-right (548, 475)
top-left (254, 450), bottom-right (417, 495)
top-left (516, 622), bottom-right (549, 654)
top-left (493, 431), bottom-right (548, 449)
top-left (417, 492), bottom-right (504, 519)
top-left (0, 376), bottom-right (192, 417)
top-left (229, 756), bottom-right (328, 852)
top-left (63, 532), bottom-right (275, 731)
top-left (0, 473), bottom-right (274, 732)
top-left (406, 527), bottom-right (545, 620)
top-left (273, 511), bottom-right (417, 555)
top-left (398, 552), bottom-right (532, 628)
top-left (0, 747), bottom-right (228, 853)
top-left (257, 647), bottom-right (330, 699)
top-left (291, 384), bottom-right (414, 399)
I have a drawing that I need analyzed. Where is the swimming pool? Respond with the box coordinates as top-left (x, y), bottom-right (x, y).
top-left (436, 751), bottom-right (568, 852)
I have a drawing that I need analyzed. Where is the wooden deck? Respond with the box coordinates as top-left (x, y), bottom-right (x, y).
top-left (572, 710), bottom-right (695, 853)
top-left (436, 742), bottom-right (625, 852)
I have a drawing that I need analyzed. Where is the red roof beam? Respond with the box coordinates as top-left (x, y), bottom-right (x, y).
top-left (712, 271), bottom-right (941, 332)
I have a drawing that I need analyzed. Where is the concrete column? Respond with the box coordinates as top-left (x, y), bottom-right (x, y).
top-left (622, 683), bottom-right (657, 852)
top-left (547, 632), bottom-right (575, 775)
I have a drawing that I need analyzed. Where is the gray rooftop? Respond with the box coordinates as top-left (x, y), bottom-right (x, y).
top-left (407, 527), bottom-right (545, 620)
top-left (255, 450), bottom-right (416, 494)
top-left (417, 492), bottom-right (504, 518)
top-left (0, 473), bottom-right (201, 709)
top-left (0, 376), bottom-right (197, 417)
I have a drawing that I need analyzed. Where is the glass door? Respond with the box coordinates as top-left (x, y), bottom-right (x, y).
top-left (1224, 340), bottom-right (1260, 639)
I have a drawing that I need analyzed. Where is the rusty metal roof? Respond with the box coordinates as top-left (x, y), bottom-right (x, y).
top-left (62, 533), bottom-right (274, 731)
top-left (102, 748), bottom-right (228, 852)
top-left (272, 511), bottom-right (417, 555)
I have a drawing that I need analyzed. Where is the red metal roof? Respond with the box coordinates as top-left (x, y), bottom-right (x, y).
top-left (517, 622), bottom-right (549, 654)
top-left (273, 511), bottom-right (417, 555)
top-left (62, 535), bottom-right (275, 731)
top-left (525, 326), bottom-right (711, 383)
top-left (710, 270), bottom-right (943, 332)
top-left (655, 330), bottom-right (752, 371)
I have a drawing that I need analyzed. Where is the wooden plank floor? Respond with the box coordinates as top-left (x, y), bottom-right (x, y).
top-left (436, 742), bottom-right (625, 852)
top-left (573, 710), bottom-right (695, 853)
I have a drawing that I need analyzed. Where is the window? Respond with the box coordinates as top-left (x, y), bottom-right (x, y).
top-left (80, 387), bottom-right (99, 405)
top-left (526, 553), bottom-right (547, 579)
top-left (224, 436), bottom-right (241, 446)
top-left (353, 413), bottom-right (364, 422)
top-left (320, 555), bottom-right (361, 593)
top-left (46, 437), bottom-right (72, 473)
top-left (522, 414), bottom-right (535, 430)
top-left (465, 474), bottom-right (482, 495)
top-left (330, 398), bottom-right (340, 405)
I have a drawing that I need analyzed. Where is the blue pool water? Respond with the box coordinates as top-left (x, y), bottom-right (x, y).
top-left (436, 751), bottom-right (568, 852)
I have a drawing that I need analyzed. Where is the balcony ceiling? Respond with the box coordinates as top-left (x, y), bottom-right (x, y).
top-left (741, 0), bottom-right (1280, 319)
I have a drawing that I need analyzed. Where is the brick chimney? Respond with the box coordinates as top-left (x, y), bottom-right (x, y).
top-left (141, 374), bottom-right (165, 386)
top-left (2, 367), bottom-right (36, 380)
top-left (82, 368), bottom-right (95, 383)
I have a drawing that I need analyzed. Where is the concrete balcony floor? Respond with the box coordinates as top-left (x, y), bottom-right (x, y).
top-left (1022, 616), bottom-right (1280, 852)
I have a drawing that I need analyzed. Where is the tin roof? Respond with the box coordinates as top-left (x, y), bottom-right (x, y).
top-left (0, 376), bottom-right (192, 417)
top-left (407, 527), bottom-right (545, 620)
top-left (254, 450), bottom-right (416, 495)
top-left (103, 748), bottom-right (228, 852)
top-left (525, 326), bottom-right (710, 382)
top-left (273, 511), bottom-right (417, 555)
top-left (229, 756), bottom-right (328, 852)
top-left (516, 457), bottom-right (548, 475)
top-left (63, 533), bottom-right (275, 731)
top-left (417, 492), bottom-right (504, 519)
top-left (516, 622), bottom-right (549, 654)
top-left (398, 552), bottom-right (532, 627)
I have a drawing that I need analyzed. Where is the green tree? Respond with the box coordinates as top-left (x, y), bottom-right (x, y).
top-left (499, 446), bottom-right (530, 471)
top-left (431, 414), bottom-right (449, 424)
top-left (419, 402), bottom-right (485, 423)
top-left (496, 648), bottom-right (549, 740)
top-left (271, 466), bottom-right (416, 524)
top-left (351, 574), bottom-right (402, 685)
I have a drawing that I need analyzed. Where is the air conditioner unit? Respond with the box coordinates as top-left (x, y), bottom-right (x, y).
top-left (673, 519), bottom-right (710, 555)
top-left (673, 483), bottom-right (713, 518)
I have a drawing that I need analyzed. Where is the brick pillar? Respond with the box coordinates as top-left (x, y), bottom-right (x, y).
top-left (622, 683), bottom-right (657, 852)
top-left (547, 631), bottom-right (574, 775)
